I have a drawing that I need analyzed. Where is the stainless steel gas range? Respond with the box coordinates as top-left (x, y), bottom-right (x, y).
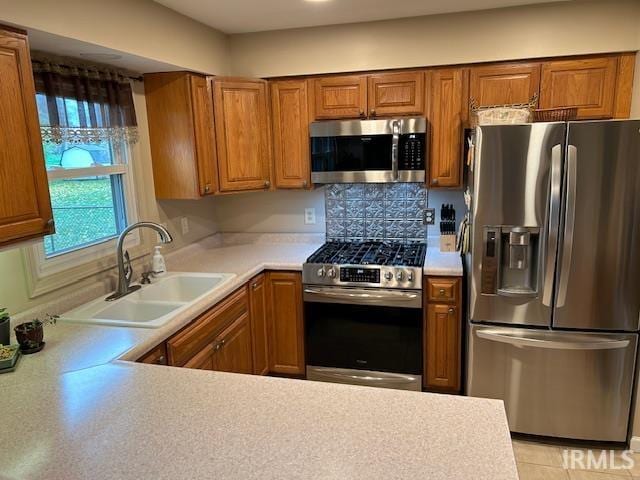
top-left (302, 241), bottom-right (426, 391)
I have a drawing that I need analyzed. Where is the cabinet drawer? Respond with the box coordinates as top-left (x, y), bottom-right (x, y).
top-left (167, 286), bottom-right (248, 366)
top-left (137, 343), bottom-right (168, 365)
top-left (427, 277), bottom-right (460, 303)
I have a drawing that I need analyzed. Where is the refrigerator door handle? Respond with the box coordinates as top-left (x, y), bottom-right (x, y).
top-left (476, 329), bottom-right (630, 350)
top-left (542, 144), bottom-right (563, 306)
top-left (557, 145), bottom-right (578, 308)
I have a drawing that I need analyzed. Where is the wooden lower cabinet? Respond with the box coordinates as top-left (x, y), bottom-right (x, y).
top-left (424, 277), bottom-right (462, 393)
top-left (212, 313), bottom-right (253, 373)
top-left (137, 343), bottom-right (168, 366)
top-left (266, 272), bottom-right (305, 375)
top-left (249, 273), bottom-right (269, 375)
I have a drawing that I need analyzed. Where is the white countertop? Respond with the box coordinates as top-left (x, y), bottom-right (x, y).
top-left (0, 235), bottom-right (512, 480)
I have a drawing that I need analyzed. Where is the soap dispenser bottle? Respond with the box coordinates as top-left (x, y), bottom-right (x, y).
top-left (152, 246), bottom-right (166, 276)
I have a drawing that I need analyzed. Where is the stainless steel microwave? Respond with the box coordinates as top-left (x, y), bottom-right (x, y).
top-left (310, 117), bottom-right (427, 184)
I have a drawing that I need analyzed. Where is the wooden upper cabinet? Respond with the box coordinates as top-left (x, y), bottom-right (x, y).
top-left (266, 272), bottom-right (305, 375)
top-left (539, 56), bottom-right (618, 119)
top-left (144, 72), bottom-right (217, 199)
top-left (428, 68), bottom-right (465, 188)
top-left (0, 27), bottom-right (53, 248)
top-left (270, 80), bottom-right (310, 189)
top-left (469, 62), bottom-right (540, 108)
top-left (213, 78), bottom-right (272, 192)
top-left (312, 75), bottom-right (367, 120)
top-left (249, 273), bottom-right (269, 375)
top-left (367, 71), bottom-right (425, 117)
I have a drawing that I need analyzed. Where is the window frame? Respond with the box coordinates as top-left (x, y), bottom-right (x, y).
top-left (23, 138), bottom-right (141, 298)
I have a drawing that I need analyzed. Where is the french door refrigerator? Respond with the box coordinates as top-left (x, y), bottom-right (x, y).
top-left (466, 120), bottom-right (640, 442)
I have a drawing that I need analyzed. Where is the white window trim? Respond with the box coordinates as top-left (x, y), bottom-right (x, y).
top-left (23, 142), bottom-right (143, 298)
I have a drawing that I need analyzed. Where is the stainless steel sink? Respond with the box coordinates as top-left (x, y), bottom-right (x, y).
top-left (61, 272), bottom-right (236, 328)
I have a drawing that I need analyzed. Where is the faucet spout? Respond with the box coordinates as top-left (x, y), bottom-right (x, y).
top-left (106, 222), bottom-right (173, 301)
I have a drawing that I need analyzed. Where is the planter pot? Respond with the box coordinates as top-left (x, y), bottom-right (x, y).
top-left (0, 317), bottom-right (9, 346)
top-left (14, 322), bottom-right (43, 350)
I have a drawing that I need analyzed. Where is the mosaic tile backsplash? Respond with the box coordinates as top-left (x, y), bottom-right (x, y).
top-left (325, 183), bottom-right (428, 242)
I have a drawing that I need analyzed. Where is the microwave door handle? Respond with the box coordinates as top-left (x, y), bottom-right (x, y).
top-left (556, 145), bottom-right (577, 308)
top-left (542, 143), bottom-right (563, 307)
top-left (391, 120), bottom-right (400, 181)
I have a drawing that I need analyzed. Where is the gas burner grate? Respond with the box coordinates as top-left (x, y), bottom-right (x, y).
top-left (307, 241), bottom-right (426, 267)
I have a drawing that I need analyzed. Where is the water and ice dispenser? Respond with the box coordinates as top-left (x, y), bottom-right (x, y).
top-left (481, 226), bottom-right (540, 297)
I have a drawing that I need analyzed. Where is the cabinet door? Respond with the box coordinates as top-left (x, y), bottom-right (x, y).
top-left (312, 75), bottom-right (367, 119)
top-left (469, 62), bottom-right (540, 108)
top-left (270, 80), bottom-right (310, 189)
top-left (266, 272), bottom-right (305, 375)
top-left (191, 76), bottom-right (217, 195)
top-left (0, 27), bottom-right (53, 247)
top-left (144, 72), bottom-right (217, 199)
top-left (249, 273), bottom-right (269, 375)
top-left (368, 71), bottom-right (425, 117)
top-left (425, 303), bottom-right (461, 391)
top-left (213, 314), bottom-right (253, 374)
top-left (428, 68), bottom-right (465, 188)
top-left (539, 57), bottom-right (617, 119)
top-left (137, 343), bottom-right (168, 366)
top-left (213, 78), bottom-right (271, 192)
top-left (184, 343), bottom-right (215, 370)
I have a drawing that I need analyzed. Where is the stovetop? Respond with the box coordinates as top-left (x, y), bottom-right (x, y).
top-left (303, 241), bottom-right (426, 290)
top-left (307, 241), bottom-right (426, 267)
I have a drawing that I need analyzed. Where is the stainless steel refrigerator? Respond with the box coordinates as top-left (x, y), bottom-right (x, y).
top-left (466, 120), bottom-right (640, 442)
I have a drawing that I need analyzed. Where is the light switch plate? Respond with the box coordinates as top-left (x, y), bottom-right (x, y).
top-left (424, 208), bottom-right (435, 225)
top-left (304, 208), bottom-right (316, 225)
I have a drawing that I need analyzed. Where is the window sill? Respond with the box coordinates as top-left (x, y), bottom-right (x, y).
top-left (23, 233), bottom-right (149, 298)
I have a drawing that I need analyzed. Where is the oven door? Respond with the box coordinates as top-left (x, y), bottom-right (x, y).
top-left (304, 286), bottom-right (423, 379)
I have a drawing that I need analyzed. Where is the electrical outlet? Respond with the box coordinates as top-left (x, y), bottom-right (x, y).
top-left (180, 216), bottom-right (189, 235)
top-left (304, 208), bottom-right (316, 225)
top-left (423, 208), bottom-right (435, 225)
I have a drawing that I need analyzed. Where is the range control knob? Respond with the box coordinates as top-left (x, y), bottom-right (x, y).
top-left (327, 268), bottom-right (337, 278)
top-left (384, 271), bottom-right (393, 281)
top-left (316, 267), bottom-right (325, 277)
top-left (396, 271), bottom-right (404, 281)
top-left (407, 271), bottom-right (414, 282)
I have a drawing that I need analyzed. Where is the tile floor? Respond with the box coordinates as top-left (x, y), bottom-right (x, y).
top-left (513, 438), bottom-right (640, 479)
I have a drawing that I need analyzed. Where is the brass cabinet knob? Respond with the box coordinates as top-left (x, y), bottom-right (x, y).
top-left (204, 184), bottom-right (211, 193)
top-left (448, 308), bottom-right (455, 314)
top-left (302, 180), bottom-right (308, 188)
top-left (264, 180), bottom-right (271, 188)
top-left (155, 355), bottom-right (165, 365)
top-left (432, 179), bottom-right (439, 185)
top-left (371, 109), bottom-right (376, 117)
top-left (359, 110), bottom-right (365, 117)
top-left (439, 288), bottom-right (446, 295)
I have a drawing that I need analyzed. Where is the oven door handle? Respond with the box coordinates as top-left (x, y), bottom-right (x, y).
top-left (304, 288), bottom-right (418, 301)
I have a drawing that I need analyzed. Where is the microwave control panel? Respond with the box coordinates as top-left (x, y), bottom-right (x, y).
top-left (400, 134), bottom-right (425, 170)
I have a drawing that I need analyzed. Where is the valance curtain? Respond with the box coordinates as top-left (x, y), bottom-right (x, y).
top-left (31, 53), bottom-right (140, 145)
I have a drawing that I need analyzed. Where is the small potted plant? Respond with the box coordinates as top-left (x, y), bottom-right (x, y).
top-left (0, 307), bottom-right (9, 346)
top-left (14, 314), bottom-right (58, 354)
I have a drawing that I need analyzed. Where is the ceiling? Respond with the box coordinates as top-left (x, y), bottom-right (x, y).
top-left (153, 0), bottom-right (571, 34)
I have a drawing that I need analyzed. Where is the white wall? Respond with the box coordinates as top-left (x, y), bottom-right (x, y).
top-left (229, 0), bottom-right (640, 78)
top-left (212, 189), bottom-right (326, 234)
top-left (0, 0), bottom-right (230, 74)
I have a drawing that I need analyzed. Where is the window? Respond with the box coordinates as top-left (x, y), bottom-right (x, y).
top-left (23, 55), bottom-right (141, 297)
top-left (40, 132), bottom-right (131, 257)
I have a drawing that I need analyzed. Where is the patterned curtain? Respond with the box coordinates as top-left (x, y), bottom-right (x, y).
top-left (31, 52), bottom-right (140, 145)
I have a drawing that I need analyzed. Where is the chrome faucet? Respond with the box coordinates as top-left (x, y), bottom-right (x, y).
top-left (106, 222), bottom-right (173, 301)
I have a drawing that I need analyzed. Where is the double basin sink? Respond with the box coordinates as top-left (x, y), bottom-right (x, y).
top-left (62, 272), bottom-right (236, 328)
